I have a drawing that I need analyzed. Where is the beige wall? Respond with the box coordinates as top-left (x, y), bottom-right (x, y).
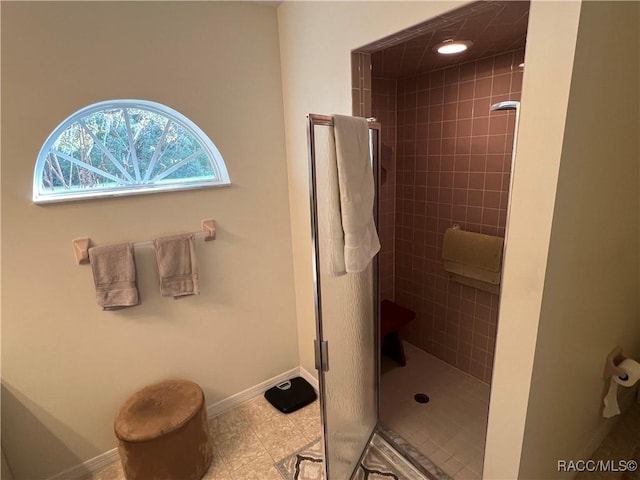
top-left (518, 2), bottom-right (640, 478)
top-left (1, 3), bottom-right (298, 479)
top-left (483, 2), bottom-right (583, 478)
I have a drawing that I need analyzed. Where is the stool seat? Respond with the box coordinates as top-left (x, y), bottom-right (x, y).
top-left (381, 300), bottom-right (415, 336)
top-left (381, 300), bottom-right (415, 366)
top-left (114, 379), bottom-right (212, 480)
top-left (115, 380), bottom-right (203, 442)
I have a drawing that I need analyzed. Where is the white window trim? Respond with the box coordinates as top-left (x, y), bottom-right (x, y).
top-left (33, 99), bottom-right (231, 204)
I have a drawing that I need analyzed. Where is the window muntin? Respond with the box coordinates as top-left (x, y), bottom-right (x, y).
top-left (33, 100), bottom-right (230, 203)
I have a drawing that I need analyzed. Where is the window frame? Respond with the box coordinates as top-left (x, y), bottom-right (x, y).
top-left (32, 99), bottom-right (231, 204)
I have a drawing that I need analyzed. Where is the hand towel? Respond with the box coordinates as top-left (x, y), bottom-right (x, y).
top-left (443, 263), bottom-right (501, 293)
top-left (153, 233), bottom-right (199, 299)
top-left (88, 243), bottom-right (139, 310)
top-left (442, 227), bottom-right (504, 292)
top-left (333, 114), bottom-right (381, 273)
top-left (442, 227), bottom-right (503, 272)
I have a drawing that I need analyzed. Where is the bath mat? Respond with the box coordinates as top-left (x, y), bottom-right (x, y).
top-left (276, 434), bottom-right (434, 480)
top-left (275, 438), bottom-right (324, 480)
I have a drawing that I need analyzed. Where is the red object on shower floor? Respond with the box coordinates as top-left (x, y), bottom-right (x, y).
top-left (381, 300), bottom-right (415, 367)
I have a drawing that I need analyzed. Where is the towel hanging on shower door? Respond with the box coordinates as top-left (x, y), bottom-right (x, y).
top-left (332, 114), bottom-right (380, 273)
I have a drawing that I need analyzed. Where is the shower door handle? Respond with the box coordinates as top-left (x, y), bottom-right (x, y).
top-left (314, 339), bottom-right (329, 372)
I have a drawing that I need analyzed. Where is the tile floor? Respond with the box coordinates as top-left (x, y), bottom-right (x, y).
top-left (90, 395), bottom-right (322, 480)
top-left (90, 344), bottom-right (490, 480)
top-left (380, 341), bottom-right (491, 480)
top-left (575, 401), bottom-right (640, 480)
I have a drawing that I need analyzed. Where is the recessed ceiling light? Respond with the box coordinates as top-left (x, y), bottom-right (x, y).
top-left (435, 40), bottom-right (473, 55)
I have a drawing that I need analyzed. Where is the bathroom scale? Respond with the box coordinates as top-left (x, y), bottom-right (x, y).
top-left (264, 376), bottom-right (317, 414)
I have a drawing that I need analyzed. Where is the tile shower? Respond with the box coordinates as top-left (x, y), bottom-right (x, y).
top-left (372, 48), bottom-right (524, 383)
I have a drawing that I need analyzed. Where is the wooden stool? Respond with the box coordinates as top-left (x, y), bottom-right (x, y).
top-left (114, 380), bottom-right (213, 480)
top-left (381, 300), bottom-right (415, 366)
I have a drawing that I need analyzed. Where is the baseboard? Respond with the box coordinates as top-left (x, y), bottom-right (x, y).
top-left (299, 365), bottom-right (319, 392)
top-left (47, 366), bottom-right (305, 480)
top-left (2, 449), bottom-right (16, 480)
top-left (48, 449), bottom-right (119, 480)
top-left (206, 367), bottom-right (300, 418)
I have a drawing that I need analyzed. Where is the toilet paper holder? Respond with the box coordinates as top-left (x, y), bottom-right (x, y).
top-left (604, 346), bottom-right (629, 381)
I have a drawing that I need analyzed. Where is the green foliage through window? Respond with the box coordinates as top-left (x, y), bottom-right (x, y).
top-left (33, 100), bottom-right (230, 203)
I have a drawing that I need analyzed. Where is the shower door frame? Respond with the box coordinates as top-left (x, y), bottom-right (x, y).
top-left (306, 113), bottom-right (382, 479)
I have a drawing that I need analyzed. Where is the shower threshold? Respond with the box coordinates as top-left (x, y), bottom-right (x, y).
top-left (354, 431), bottom-right (441, 480)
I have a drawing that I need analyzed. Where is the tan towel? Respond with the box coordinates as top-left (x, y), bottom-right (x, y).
top-left (333, 114), bottom-right (381, 273)
top-left (88, 243), bottom-right (139, 310)
top-left (443, 264), bottom-right (501, 293)
top-left (442, 227), bottom-right (504, 292)
top-left (153, 233), bottom-right (199, 299)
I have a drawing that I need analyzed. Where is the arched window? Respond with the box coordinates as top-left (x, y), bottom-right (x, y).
top-left (33, 99), bottom-right (230, 203)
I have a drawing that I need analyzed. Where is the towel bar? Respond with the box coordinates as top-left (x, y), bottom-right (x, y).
top-left (72, 219), bottom-right (217, 265)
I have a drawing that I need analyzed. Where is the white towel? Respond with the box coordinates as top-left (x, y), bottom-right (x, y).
top-left (88, 243), bottom-right (139, 310)
top-left (153, 233), bottom-right (199, 299)
top-left (316, 124), bottom-right (346, 276)
top-left (333, 115), bottom-right (381, 273)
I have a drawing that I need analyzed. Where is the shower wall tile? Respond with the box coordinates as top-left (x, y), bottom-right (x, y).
top-left (372, 74), bottom-right (397, 302)
top-left (393, 49), bottom-right (524, 384)
top-left (352, 52), bottom-right (372, 117)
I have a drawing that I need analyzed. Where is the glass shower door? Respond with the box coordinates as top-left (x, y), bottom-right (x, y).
top-left (308, 115), bottom-right (379, 479)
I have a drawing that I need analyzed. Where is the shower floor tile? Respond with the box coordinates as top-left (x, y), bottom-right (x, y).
top-left (380, 341), bottom-right (490, 480)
